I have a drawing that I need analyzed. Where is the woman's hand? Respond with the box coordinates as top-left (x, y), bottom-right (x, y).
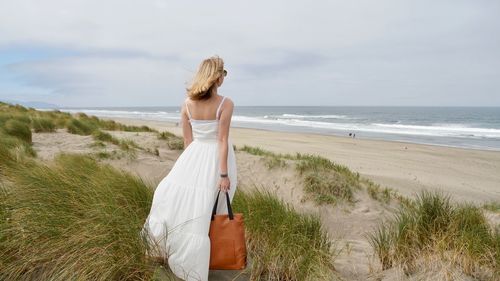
top-left (218, 177), bottom-right (231, 192)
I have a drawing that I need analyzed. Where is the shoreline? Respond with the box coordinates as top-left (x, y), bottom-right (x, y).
top-left (102, 116), bottom-right (500, 204)
top-left (102, 116), bottom-right (500, 153)
top-left (52, 106), bottom-right (500, 152)
top-left (224, 124), bottom-right (500, 153)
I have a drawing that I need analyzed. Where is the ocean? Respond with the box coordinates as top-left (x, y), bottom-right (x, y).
top-left (57, 106), bottom-right (500, 151)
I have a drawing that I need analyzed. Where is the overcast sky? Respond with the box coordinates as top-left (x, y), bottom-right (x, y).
top-left (1, 0), bottom-right (499, 107)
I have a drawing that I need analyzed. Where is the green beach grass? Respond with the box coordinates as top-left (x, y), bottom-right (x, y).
top-left (483, 201), bottom-right (500, 213)
top-left (232, 187), bottom-right (338, 280)
top-left (0, 147), bottom-right (339, 280)
top-left (32, 117), bottom-right (57, 132)
top-left (239, 145), bottom-right (406, 206)
top-left (1, 102), bottom-right (340, 280)
top-left (0, 102), bottom-right (156, 136)
top-left (3, 119), bottom-right (33, 143)
top-left (367, 190), bottom-right (499, 279)
top-left (2, 102), bottom-right (498, 280)
top-left (0, 149), bottom-right (167, 280)
top-left (239, 145), bottom-right (363, 205)
top-left (158, 130), bottom-right (184, 150)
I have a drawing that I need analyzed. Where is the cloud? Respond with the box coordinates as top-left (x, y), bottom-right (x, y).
top-left (0, 0), bottom-right (499, 106)
top-left (8, 55), bottom-right (188, 106)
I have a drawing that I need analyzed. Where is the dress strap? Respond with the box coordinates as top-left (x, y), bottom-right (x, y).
top-left (216, 96), bottom-right (226, 120)
top-left (184, 101), bottom-right (192, 120)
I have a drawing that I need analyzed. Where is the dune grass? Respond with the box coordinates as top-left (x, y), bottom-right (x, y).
top-left (367, 190), bottom-right (499, 279)
top-left (92, 150), bottom-right (125, 160)
top-left (238, 146), bottom-right (288, 169)
top-left (1, 102), bottom-right (168, 161)
top-left (232, 187), bottom-right (338, 280)
top-left (295, 154), bottom-right (360, 205)
top-left (158, 131), bottom-right (184, 150)
top-left (157, 131), bottom-right (177, 140)
top-left (32, 117), bottom-right (57, 133)
top-left (1, 103), bottom-right (69, 132)
top-left (264, 155), bottom-right (288, 169)
top-left (92, 129), bottom-right (119, 143)
top-left (89, 141), bottom-right (107, 149)
top-left (1, 102), bottom-right (184, 160)
top-left (0, 147), bottom-right (173, 280)
top-left (362, 178), bottom-right (395, 204)
top-left (0, 111), bottom-right (31, 127)
top-left (483, 201), bottom-right (500, 213)
top-left (0, 102), bottom-right (155, 137)
top-left (0, 142), bottom-right (340, 280)
top-left (3, 119), bottom-right (32, 143)
top-left (92, 129), bottom-right (152, 160)
top-left (119, 138), bottom-right (140, 150)
top-left (66, 118), bottom-right (95, 135)
top-left (0, 132), bottom-right (37, 158)
top-left (239, 145), bottom-right (409, 207)
top-left (0, 111), bottom-right (37, 157)
top-left (239, 145), bottom-right (361, 205)
top-left (0, 112), bottom-right (340, 280)
top-left (239, 145), bottom-right (296, 160)
top-left (72, 113), bottom-right (156, 133)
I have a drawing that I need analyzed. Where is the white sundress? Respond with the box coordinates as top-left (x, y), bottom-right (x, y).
top-left (140, 96), bottom-right (238, 281)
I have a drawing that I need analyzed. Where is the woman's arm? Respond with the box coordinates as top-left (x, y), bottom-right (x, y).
top-left (181, 102), bottom-right (193, 148)
top-left (217, 98), bottom-right (234, 191)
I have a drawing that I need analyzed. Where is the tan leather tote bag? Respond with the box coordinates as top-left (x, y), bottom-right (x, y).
top-left (209, 190), bottom-right (247, 270)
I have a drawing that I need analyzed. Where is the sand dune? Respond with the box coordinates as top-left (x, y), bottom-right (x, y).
top-left (30, 116), bottom-right (500, 280)
top-left (32, 128), bottom-right (390, 280)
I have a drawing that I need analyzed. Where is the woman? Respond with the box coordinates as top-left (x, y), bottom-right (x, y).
top-left (141, 56), bottom-right (237, 281)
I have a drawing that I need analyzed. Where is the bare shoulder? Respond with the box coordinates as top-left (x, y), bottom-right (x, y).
top-left (222, 96), bottom-right (234, 108)
top-left (180, 98), bottom-right (190, 113)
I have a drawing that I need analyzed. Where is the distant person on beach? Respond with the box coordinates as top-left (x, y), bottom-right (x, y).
top-left (141, 56), bottom-right (237, 280)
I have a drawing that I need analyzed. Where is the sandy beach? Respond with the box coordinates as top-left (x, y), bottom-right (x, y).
top-left (104, 117), bottom-right (500, 204)
top-left (26, 114), bottom-right (500, 280)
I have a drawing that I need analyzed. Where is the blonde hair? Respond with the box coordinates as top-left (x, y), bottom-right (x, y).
top-left (186, 56), bottom-right (225, 100)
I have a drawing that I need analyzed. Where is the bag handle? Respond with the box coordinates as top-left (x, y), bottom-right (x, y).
top-left (211, 190), bottom-right (234, 220)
